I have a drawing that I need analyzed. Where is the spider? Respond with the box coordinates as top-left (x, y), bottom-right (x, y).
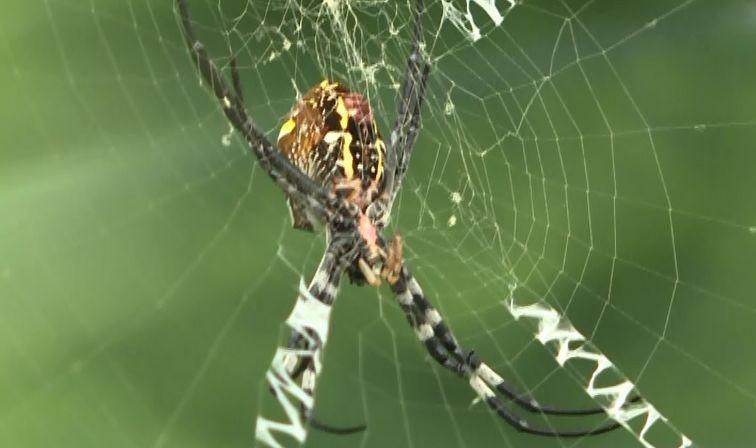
top-left (177, 0), bottom-right (634, 440)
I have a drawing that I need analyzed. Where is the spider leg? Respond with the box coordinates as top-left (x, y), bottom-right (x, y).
top-left (388, 266), bottom-right (631, 437)
top-left (398, 271), bottom-right (637, 416)
top-left (258, 234), bottom-right (366, 443)
top-left (384, 0), bottom-right (432, 199)
top-left (176, 0), bottom-right (355, 225)
top-left (279, 334), bottom-right (366, 435)
top-left (229, 56), bottom-right (244, 103)
top-left (283, 331), bottom-right (309, 380)
top-left (299, 362), bottom-right (368, 435)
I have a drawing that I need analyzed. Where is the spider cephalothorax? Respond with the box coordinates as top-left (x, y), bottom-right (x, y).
top-left (177, 0), bottom-right (634, 442)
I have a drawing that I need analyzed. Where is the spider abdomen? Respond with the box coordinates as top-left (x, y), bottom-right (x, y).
top-left (277, 80), bottom-right (386, 230)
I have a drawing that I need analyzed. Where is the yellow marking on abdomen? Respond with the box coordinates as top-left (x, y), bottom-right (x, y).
top-left (340, 133), bottom-right (354, 179)
top-left (277, 118), bottom-right (296, 142)
top-left (324, 131), bottom-right (354, 179)
top-left (336, 96), bottom-right (349, 130)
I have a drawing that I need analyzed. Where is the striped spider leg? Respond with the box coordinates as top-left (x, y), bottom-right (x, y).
top-left (381, 0), bottom-right (431, 211)
top-left (389, 264), bottom-right (637, 437)
top-left (379, 0), bottom-right (634, 437)
top-left (257, 230), bottom-right (367, 443)
top-left (176, 0), bottom-right (355, 226)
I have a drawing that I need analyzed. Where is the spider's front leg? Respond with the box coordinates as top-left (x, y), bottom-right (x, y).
top-left (384, 0), bottom-right (431, 200)
top-left (176, 0), bottom-right (351, 225)
top-left (387, 262), bottom-right (634, 437)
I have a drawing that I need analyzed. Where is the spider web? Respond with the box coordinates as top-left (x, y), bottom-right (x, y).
top-left (1, 1), bottom-right (755, 447)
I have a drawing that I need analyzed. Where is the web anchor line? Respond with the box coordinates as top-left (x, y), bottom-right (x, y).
top-left (504, 292), bottom-right (693, 448)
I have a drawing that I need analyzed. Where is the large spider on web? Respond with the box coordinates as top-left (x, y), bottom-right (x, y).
top-left (177, 0), bottom-right (635, 441)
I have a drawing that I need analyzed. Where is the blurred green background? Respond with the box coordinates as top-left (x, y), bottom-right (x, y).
top-left (1, 0), bottom-right (755, 447)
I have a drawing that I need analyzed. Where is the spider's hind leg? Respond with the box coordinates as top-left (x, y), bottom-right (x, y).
top-left (389, 265), bottom-right (634, 437)
top-left (266, 242), bottom-right (366, 438)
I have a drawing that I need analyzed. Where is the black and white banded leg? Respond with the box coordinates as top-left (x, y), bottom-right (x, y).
top-left (176, 0), bottom-right (354, 225)
top-left (282, 326), bottom-right (367, 435)
top-left (256, 238), bottom-right (363, 446)
top-left (389, 266), bottom-right (630, 437)
top-left (384, 0), bottom-right (431, 199)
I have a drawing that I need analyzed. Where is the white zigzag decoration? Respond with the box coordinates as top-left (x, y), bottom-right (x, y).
top-left (505, 294), bottom-right (693, 448)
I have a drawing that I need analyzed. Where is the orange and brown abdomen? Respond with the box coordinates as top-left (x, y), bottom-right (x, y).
top-left (276, 80), bottom-right (386, 196)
